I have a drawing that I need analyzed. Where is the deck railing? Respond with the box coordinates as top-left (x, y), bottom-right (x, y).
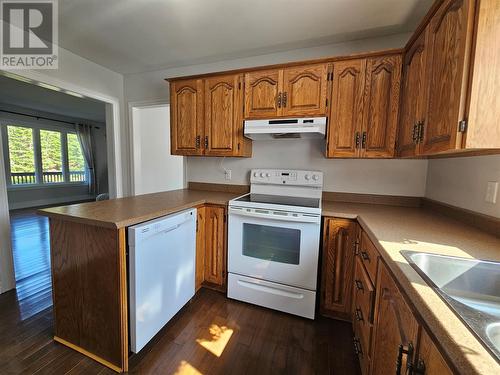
top-left (10, 171), bottom-right (86, 185)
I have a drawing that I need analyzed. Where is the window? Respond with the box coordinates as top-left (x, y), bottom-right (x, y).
top-left (67, 133), bottom-right (86, 182)
top-left (40, 129), bottom-right (63, 183)
top-left (7, 126), bottom-right (36, 185)
top-left (3, 123), bottom-right (87, 186)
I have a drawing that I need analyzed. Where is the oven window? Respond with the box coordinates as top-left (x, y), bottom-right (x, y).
top-left (242, 223), bottom-right (300, 265)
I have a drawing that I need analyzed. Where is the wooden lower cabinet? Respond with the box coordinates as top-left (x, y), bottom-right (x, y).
top-left (203, 205), bottom-right (226, 287)
top-left (195, 204), bottom-right (227, 290)
top-left (371, 261), bottom-right (419, 375)
top-left (416, 328), bottom-right (454, 375)
top-left (320, 218), bottom-right (359, 320)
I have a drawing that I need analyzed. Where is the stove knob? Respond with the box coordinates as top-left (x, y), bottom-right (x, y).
top-left (260, 172), bottom-right (265, 178)
top-left (266, 173), bottom-right (271, 177)
top-left (305, 174), bottom-right (310, 180)
top-left (253, 172), bottom-right (258, 177)
top-left (312, 174), bottom-right (319, 181)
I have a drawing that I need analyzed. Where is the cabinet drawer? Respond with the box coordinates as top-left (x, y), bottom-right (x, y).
top-left (353, 257), bottom-right (375, 352)
top-left (359, 231), bottom-right (380, 283)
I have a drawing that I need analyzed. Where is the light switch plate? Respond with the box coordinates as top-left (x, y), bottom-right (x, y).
top-left (225, 169), bottom-right (232, 180)
top-left (485, 181), bottom-right (498, 204)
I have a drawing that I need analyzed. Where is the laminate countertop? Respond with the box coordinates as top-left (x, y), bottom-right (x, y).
top-left (322, 201), bottom-right (500, 375)
top-left (39, 189), bottom-right (242, 229)
top-left (39, 189), bottom-right (500, 373)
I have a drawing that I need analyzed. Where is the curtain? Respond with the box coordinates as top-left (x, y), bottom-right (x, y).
top-left (75, 124), bottom-right (96, 196)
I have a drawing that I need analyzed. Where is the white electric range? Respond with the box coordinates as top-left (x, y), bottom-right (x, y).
top-left (227, 169), bottom-right (323, 319)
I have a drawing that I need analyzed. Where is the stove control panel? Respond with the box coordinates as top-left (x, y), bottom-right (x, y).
top-left (250, 169), bottom-right (323, 186)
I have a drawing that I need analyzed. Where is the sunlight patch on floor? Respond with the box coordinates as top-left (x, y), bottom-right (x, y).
top-left (196, 324), bottom-right (234, 357)
top-left (174, 360), bottom-right (203, 375)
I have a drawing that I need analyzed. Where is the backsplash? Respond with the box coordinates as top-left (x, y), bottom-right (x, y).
top-left (187, 139), bottom-right (428, 197)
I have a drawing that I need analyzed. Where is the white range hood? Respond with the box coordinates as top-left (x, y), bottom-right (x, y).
top-left (244, 117), bottom-right (327, 140)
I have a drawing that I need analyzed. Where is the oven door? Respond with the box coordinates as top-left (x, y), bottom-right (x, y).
top-left (228, 206), bottom-right (321, 290)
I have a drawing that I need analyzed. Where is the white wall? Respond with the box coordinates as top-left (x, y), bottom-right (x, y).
top-left (425, 155), bottom-right (500, 218)
top-left (131, 105), bottom-right (184, 195)
top-left (187, 139), bottom-right (428, 196)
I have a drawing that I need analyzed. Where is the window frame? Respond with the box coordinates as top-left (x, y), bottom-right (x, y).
top-left (0, 119), bottom-right (88, 190)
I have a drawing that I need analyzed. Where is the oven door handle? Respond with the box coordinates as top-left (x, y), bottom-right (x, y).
top-left (229, 207), bottom-right (320, 224)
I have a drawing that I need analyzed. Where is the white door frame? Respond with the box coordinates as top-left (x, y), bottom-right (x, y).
top-left (0, 69), bottom-right (124, 294)
top-left (128, 99), bottom-right (186, 196)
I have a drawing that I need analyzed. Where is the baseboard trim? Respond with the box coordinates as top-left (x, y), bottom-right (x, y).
top-left (421, 198), bottom-right (499, 237)
top-left (54, 336), bottom-right (123, 373)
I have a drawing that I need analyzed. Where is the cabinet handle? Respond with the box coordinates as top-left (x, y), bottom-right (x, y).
top-left (355, 307), bottom-right (364, 322)
top-left (412, 123), bottom-right (418, 144)
top-left (355, 279), bottom-right (364, 291)
top-left (282, 92), bottom-right (287, 107)
top-left (277, 92), bottom-right (282, 108)
top-left (355, 132), bottom-right (360, 149)
top-left (360, 250), bottom-right (370, 262)
top-left (396, 343), bottom-right (414, 375)
top-left (419, 120), bottom-right (425, 143)
top-left (414, 359), bottom-right (426, 375)
top-left (362, 131), bottom-right (367, 149)
top-left (195, 135), bottom-right (200, 149)
top-left (204, 136), bottom-right (208, 149)
top-left (353, 337), bottom-right (363, 357)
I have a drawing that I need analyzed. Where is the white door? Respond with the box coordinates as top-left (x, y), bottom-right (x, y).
top-left (131, 105), bottom-right (184, 195)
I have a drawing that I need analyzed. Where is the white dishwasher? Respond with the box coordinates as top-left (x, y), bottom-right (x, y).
top-left (128, 208), bottom-right (196, 353)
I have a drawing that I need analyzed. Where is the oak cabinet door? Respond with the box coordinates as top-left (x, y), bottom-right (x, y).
top-left (170, 79), bottom-right (204, 155)
top-left (204, 206), bottom-right (226, 287)
top-left (416, 328), bottom-right (454, 375)
top-left (195, 206), bottom-right (206, 291)
top-left (398, 27), bottom-right (430, 157)
top-left (320, 218), bottom-right (358, 320)
top-left (244, 69), bottom-right (281, 119)
top-left (327, 59), bottom-right (366, 158)
top-left (204, 74), bottom-right (243, 156)
top-left (421, 0), bottom-right (474, 155)
top-left (362, 55), bottom-right (402, 158)
top-left (281, 63), bottom-right (329, 117)
top-left (371, 261), bottom-right (419, 375)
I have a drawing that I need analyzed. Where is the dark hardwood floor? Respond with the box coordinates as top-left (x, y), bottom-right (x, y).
top-left (0, 286), bottom-right (360, 374)
top-left (10, 210), bottom-right (52, 320)
top-left (4, 210), bottom-right (360, 374)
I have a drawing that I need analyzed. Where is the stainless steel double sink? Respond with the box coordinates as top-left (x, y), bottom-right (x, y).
top-left (401, 251), bottom-right (500, 362)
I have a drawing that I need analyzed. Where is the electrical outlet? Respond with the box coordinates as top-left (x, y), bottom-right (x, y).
top-left (485, 181), bottom-right (498, 204)
top-left (224, 169), bottom-right (232, 180)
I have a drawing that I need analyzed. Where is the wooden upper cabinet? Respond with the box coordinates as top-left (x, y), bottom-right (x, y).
top-left (362, 55), bottom-right (402, 158)
top-left (421, 0), bottom-right (474, 155)
top-left (327, 59), bottom-right (366, 158)
top-left (371, 261), bottom-right (419, 375)
top-left (204, 74), bottom-right (243, 156)
top-left (204, 205), bottom-right (226, 287)
top-left (281, 64), bottom-right (329, 117)
top-left (170, 79), bottom-right (204, 155)
top-left (398, 27), bottom-right (429, 157)
top-left (244, 64), bottom-right (329, 119)
top-left (320, 218), bottom-right (358, 320)
top-left (416, 328), bottom-right (454, 375)
top-left (244, 69), bottom-right (281, 119)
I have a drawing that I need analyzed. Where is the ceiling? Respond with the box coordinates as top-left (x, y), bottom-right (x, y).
top-left (58, 0), bottom-right (433, 74)
top-left (0, 75), bottom-right (106, 123)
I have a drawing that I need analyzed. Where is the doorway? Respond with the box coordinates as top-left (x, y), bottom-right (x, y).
top-left (130, 103), bottom-right (185, 195)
